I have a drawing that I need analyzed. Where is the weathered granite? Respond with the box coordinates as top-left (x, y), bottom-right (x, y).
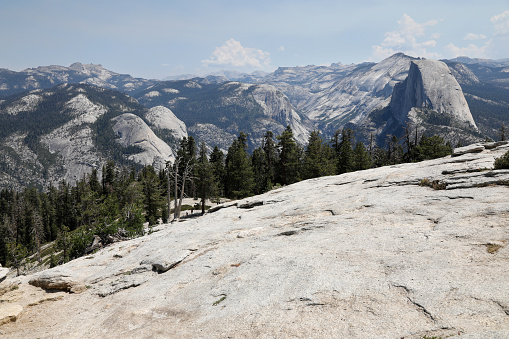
top-left (2, 141), bottom-right (509, 338)
top-left (28, 267), bottom-right (86, 294)
top-left (0, 304), bottom-right (23, 326)
top-left (0, 267), bottom-right (9, 282)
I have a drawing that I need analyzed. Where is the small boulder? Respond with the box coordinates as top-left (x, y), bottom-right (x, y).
top-left (29, 267), bottom-right (86, 294)
top-left (0, 304), bottom-right (23, 325)
top-left (140, 250), bottom-right (191, 273)
top-left (85, 235), bottom-right (103, 254)
top-left (0, 267), bottom-right (9, 282)
top-left (452, 143), bottom-right (485, 157)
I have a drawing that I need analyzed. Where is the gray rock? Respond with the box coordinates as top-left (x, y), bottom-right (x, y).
top-left (0, 267), bottom-right (9, 282)
top-left (452, 143), bottom-right (485, 156)
top-left (139, 249), bottom-right (192, 273)
top-left (0, 304), bottom-right (23, 326)
top-left (28, 267), bottom-right (86, 293)
top-left (5, 144), bottom-right (509, 338)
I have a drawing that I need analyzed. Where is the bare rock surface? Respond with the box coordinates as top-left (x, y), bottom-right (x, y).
top-left (28, 267), bottom-right (86, 294)
top-left (2, 142), bottom-right (509, 338)
top-left (0, 304), bottom-right (23, 326)
top-left (0, 267), bottom-right (8, 282)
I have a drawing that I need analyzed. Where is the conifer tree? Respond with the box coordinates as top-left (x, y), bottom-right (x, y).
top-left (140, 165), bottom-right (163, 225)
top-left (195, 142), bottom-right (215, 214)
top-left (413, 135), bottom-right (452, 161)
top-left (302, 130), bottom-right (335, 179)
top-left (337, 128), bottom-right (354, 174)
top-left (498, 123), bottom-right (507, 141)
top-left (225, 133), bottom-right (255, 198)
top-left (352, 141), bottom-right (373, 171)
top-left (277, 126), bottom-right (301, 185)
top-left (262, 131), bottom-right (278, 187)
top-left (251, 147), bottom-right (268, 194)
top-left (209, 146), bottom-right (225, 200)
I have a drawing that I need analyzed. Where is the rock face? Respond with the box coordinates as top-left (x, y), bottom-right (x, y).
top-left (136, 79), bottom-right (313, 150)
top-left (111, 113), bottom-right (175, 165)
top-left (144, 106), bottom-right (188, 141)
top-left (0, 267), bottom-right (8, 282)
top-left (0, 84), bottom-right (184, 189)
top-left (0, 62), bottom-right (156, 97)
top-left (390, 59), bottom-right (477, 129)
top-left (2, 142), bottom-right (509, 338)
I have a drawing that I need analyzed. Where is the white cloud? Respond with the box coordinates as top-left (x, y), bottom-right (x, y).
top-left (464, 33), bottom-right (487, 41)
top-left (202, 39), bottom-right (271, 69)
top-left (372, 14), bottom-right (440, 60)
top-left (444, 41), bottom-right (491, 58)
top-left (491, 10), bottom-right (509, 36)
top-left (279, 46), bottom-right (285, 52)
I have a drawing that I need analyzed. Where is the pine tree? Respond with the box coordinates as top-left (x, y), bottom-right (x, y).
top-left (352, 142), bottom-right (373, 171)
top-left (262, 131), bottom-right (278, 187)
top-left (31, 211), bottom-right (44, 263)
top-left (209, 146), bottom-right (225, 200)
top-left (140, 166), bottom-right (163, 225)
top-left (499, 123), bottom-right (507, 141)
top-left (277, 126), bottom-right (301, 185)
top-left (302, 130), bottom-right (335, 179)
top-left (251, 147), bottom-right (268, 194)
top-left (102, 161), bottom-right (116, 195)
top-left (337, 128), bottom-right (354, 174)
top-left (195, 142), bottom-right (215, 214)
top-left (413, 135), bottom-right (452, 161)
top-left (225, 133), bottom-right (255, 198)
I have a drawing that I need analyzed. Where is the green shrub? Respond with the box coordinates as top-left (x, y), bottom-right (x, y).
top-left (494, 150), bottom-right (509, 169)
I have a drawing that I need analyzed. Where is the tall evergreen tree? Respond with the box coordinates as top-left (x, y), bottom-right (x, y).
top-left (195, 142), bottom-right (215, 214)
top-left (262, 131), bottom-right (278, 187)
top-left (352, 142), bottom-right (373, 171)
top-left (209, 146), bottom-right (225, 200)
top-left (140, 165), bottom-right (163, 225)
top-left (277, 126), bottom-right (301, 185)
top-left (302, 130), bottom-right (335, 179)
top-left (225, 133), bottom-right (255, 198)
top-left (251, 147), bottom-right (269, 195)
top-left (337, 128), bottom-right (354, 174)
top-left (176, 136), bottom-right (197, 198)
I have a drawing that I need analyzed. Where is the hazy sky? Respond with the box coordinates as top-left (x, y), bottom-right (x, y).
top-left (1, 0), bottom-right (508, 79)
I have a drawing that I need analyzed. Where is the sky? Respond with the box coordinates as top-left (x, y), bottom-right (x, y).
top-left (1, 0), bottom-right (508, 79)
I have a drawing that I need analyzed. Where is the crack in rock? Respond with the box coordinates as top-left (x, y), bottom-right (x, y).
top-left (491, 299), bottom-right (509, 316)
top-left (238, 200), bottom-right (264, 209)
top-left (393, 284), bottom-right (436, 322)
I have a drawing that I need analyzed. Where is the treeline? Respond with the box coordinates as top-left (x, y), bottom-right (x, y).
top-left (212, 126), bottom-right (453, 199)
top-left (0, 125), bottom-right (453, 270)
top-left (0, 163), bottom-right (161, 269)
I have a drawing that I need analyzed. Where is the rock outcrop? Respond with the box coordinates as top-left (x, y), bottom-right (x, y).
top-left (1, 143), bottom-right (509, 338)
top-left (144, 105), bottom-right (188, 141)
top-left (111, 113), bottom-right (175, 165)
top-left (390, 59), bottom-right (477, 129)
top-left (0, 267), bottom-right (9, 282)
top-left (28, 267), bottom-right (87, 294)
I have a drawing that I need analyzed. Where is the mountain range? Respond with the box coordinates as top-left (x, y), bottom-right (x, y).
top-left (0, 54), bottom-right (508, 189)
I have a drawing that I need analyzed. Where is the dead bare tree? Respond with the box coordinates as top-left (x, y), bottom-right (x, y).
top-left (167, 157), bottom-right (194, 222)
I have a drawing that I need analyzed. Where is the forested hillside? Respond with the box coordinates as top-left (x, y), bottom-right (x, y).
top-left (0, 123), bottom-right (469, 271)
